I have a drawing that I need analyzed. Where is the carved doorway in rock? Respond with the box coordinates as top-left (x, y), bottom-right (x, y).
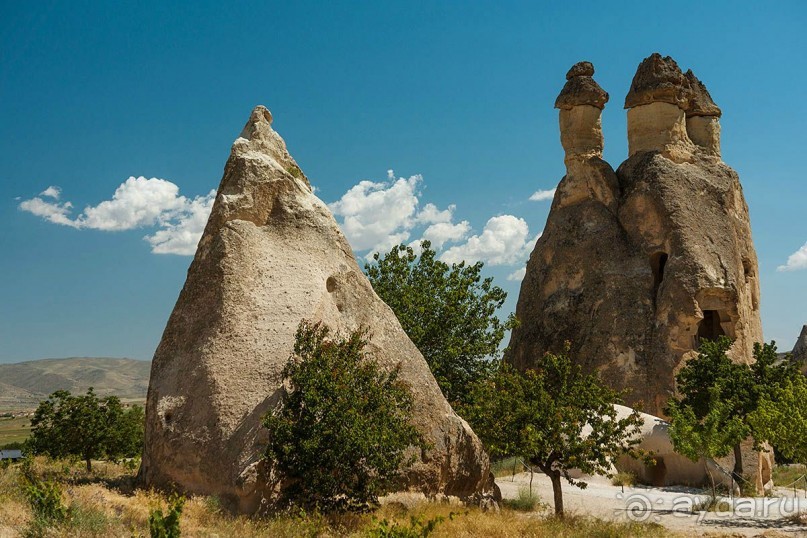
top-left (648, 457), bottom-right (667, 487)
top-left (697, 310), bottom-right (727, 346)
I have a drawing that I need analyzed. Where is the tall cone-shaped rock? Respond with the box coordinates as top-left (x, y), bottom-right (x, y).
top-left (141, 106), bottom-right (489, 513)
top-left (507, 56), bottom-right (762, 416)
top-left (792, 325), bottom-right (807, 371)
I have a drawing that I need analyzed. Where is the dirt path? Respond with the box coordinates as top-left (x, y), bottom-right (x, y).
top-left (496, 472), bottom-right (807, 536)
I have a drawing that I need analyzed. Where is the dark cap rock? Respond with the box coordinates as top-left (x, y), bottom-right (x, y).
top-left (555, 61), bottom-right (609, 110)
top-left (624, 53), bottom-right (692, 109)
top-left (684, 70), bottom-right (721, 117)
top-left (566, 61), bottom-right (595, 79)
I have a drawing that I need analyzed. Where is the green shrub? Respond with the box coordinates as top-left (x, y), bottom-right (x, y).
top-left (22, 477), bottom-right (68, 523)
top-left (263, 321), bottom-right (423, 512)
top-left (366, 515), bottom-right (446, 538)
top-left (611, 471), bottom-right (636, 487)
top-left (149, 495), bottom-right (184, 538)
top-left (502, 486), bottom-right (543, 512)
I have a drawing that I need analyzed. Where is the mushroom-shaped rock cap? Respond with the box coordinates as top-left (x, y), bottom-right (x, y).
top-left (684, 70), bottom-right (721, 117)
top-left (624, 53), bottom-right (691, 109)
top-left (566, 61), bottom-right (595, 79)
top-left (555, 61), bottom-right (609, 110)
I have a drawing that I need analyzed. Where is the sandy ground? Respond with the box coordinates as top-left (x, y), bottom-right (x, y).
top-left (496, 472), bottom-right (807, 536)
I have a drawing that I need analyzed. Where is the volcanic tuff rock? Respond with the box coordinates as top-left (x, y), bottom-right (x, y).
top-left (141, 106), bottom-right (490, 513)
top-left (507, 54), bottom-right (762, 416)
top-left (554, 61), bottom-right (609, 111)
top-left (792, 325), bottom-right (807, 369)
top-left (610, 405), bottom-right (772, 492)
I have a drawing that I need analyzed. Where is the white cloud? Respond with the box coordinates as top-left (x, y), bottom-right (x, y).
top-left (19, 170), bottom-right (541, 270)
top-left (18, 197), bottom-right (77, 227)
top-left (330, 171), bottom-right (465, 255)
top-left (507, 267), bottom-right (527, 281)
top-left (778, 242), bottom-right (807, 272)
top-left (40, 186), bottom-right (61, 199)
top-left (77, 177), bottom-right (187, 230)
top-left (328, 174), bottom-right (419, 252)
top-left (529, 188), bottom-right (556, 202)
top-left (145, 190), bottom-right (216, 255)
top-left (422, 221), bottom-right (471, 250)
top-left (18, 177), bottom-right (217, 255)
top-left (440, 215), bottom-right (538, 266)
top-left (417, 203), bottom-right (454, 225)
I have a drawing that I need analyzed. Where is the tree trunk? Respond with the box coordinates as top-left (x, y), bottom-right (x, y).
top-left (732, 443), bottom-right (744, 482)
top-left (704, 458), bottom-right (716, 500)
top-left (86, 457), bottom-right (92, 473)
top-left (549, 470), bottom-right (564, 516)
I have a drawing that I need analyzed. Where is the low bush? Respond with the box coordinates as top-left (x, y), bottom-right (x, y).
top-left (366, 514), bottom-right (447, 538)
top-left (263, 321), bottom-right (423, 512)
top-left (502, 486), bottom-right (543, 512)
top-left (611, 471), bottom-right (636, 487)
top-left (22, 476), bottom-right (68, 523)
top-left (149, 495), bottom-right (185, 538)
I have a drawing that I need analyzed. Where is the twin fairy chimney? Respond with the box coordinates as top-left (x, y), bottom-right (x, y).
top-left (507, 53), bottom-right (763, 416)
top-left (141, 106), bottom-right (491, 513)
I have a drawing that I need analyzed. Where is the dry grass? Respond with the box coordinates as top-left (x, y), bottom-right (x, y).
top-left (773, 464), bottom-right (807, 490)
top-left (0, 457), bottom-right (705, 538)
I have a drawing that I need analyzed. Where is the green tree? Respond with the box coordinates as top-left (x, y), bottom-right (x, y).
top-left (27, 388), bottom-right (144, 471)
top-left (672, 338), bottom-right (752, 481)
top-left (667, 386), bottom-right (747, 497)
top-left (669, 337), bottom-right (801, 481)
top-left (263, 321), bottom-right (423, 512)
top-left (107, 404), bottom-right (145, 463)
top-left (749, 373), bottom-right (807, 465)
top-left (365, 240), bottom-right (516, 405)
top-left (462, 350), bottom-right (644, 516)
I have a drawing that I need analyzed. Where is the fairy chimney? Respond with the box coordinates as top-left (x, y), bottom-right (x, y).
top-left (508, 54), bottom-right (763, 417)
top-left (140, 106), bottom-right (491, 513)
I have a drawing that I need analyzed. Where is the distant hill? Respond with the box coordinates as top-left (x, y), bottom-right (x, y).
top-left (0, 357), bottom-right (151, 410)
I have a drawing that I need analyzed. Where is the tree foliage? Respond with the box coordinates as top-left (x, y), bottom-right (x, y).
top-left (365, 240), bottom-right (516, 405)
top-left (749, 372), bottom-right (807, 465)
top-left (27, 388), bottom-right (144, 472)
top-left (667, 386), bottom-right (747, 496)
top-left (149, 495), bottom-right (185, 538)
top-left (263, 321), bottom-right (423, 512)
top-left (462, 349), bottom-right (644, 515)
top-left (667, 337), bottom-right (802, 480)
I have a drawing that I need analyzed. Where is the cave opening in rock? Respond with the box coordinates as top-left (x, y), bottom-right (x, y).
top-left (697, 310), bottom-right (726, 345)
top-left (648, 457), bottom-right (667, 487)
top-left (650, 252), bottom-right (668, 297)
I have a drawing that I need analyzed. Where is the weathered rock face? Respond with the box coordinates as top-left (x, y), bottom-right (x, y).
top-left (792, 325), bottom-right (807, 370)
top-left (141, 106), bottom-right (490, 513)
top-left (611, 405), bottom-right (772, 492)
top-left (507, 55), bottom-right (762, 416)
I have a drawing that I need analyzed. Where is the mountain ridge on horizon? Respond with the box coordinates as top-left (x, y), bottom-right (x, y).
top-left (0, 357), bottom-right (151, 410)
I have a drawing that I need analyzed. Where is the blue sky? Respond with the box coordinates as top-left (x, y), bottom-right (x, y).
top-left (1, 1), bottom-right (805, 363)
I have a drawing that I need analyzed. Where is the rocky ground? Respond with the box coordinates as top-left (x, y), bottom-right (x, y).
top-left (497, 472), bottom-right (807, 536)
